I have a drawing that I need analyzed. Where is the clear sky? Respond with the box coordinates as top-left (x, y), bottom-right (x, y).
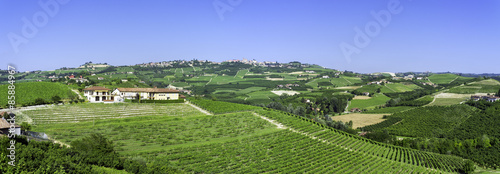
top-left (1, 0), bottom-right (499, 73)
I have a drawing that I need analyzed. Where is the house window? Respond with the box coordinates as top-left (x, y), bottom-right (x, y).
top-left (95, 96), bottom-right (100, 101)
top-left (111, 96), bottom-right (114, 100)
top-left (103, 96), bottom-right (107, 100)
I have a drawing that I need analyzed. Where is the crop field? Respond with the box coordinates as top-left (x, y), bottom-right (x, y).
top-left (348, 93), bottom-right (390, 110)
top-left (242, 90), bottom-right (280, 104)
top-left (377, 105), bottom-right (477, 137)
top-left (330, 113), bottom-right (387, 129)
top-left (18, 103), bottom-right (204, 124)
top-left (448, 79), bottom-right (500, 94)
top-left (306, 76), bottom-right (361, 89)
top-left (34, 111), bottom-right (278, 155)
top-left (363, 106), bottom-right (414, 114)
top-left (26, 100), bottom-right (468, 173)
top-left (0, 82), bottom-right (75, 107)
top-left (427, 74), bottom-right (473, 84)
top-left (380, 83), bottom-right (421, 93)
top-left (427, 98), bottom-right (465, 106)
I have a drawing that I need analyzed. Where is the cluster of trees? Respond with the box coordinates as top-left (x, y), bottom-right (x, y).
top-left (0, 134), bottom-right (180, 173)
top-left (313, 114), bottom-right (357, 134)
top-left (264, 102), bottom-right (306, 116)
top-left (385, 89), bottom-right (435, 107)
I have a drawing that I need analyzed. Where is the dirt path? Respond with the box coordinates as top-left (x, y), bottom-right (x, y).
top-left (342, 77), bottom-right (353, 84)
top-left (448, 76), bottom-right (459, 84)
top-left (185, 102), bottom-right (212, 115)
top-left (71, 89), bottom-right (83, 99)
top-left (253, 113), bottom-right (286, 129)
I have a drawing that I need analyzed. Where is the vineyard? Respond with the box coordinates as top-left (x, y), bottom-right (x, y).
top-left (362, 106), bottom-right (414, 114)
top-left (34, 111), bottom-right (278, 155)
top-left (25, 100), bottom-right (472, 173)
top-left (18, 103), bottom-right (204, 124)
top-left (189, 99), bottom-right (262, 114)
top-left (364, 105), bottom-right (477, 137)
top-left (0, 82), bottom-right (75, 107)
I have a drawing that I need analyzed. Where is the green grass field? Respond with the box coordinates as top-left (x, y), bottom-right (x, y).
top-left (448, 79), bottom-right (500, 94)
top-left (363, 106), bottom-right (414, 114)
top-left (348, 93), bottom-right (391, 110)
top-left (428, 74), bottom-right (473, 84)
top-left (0, 82), bottom-right (76, 107)
top-left (380, 83), bottom-right (421, 93)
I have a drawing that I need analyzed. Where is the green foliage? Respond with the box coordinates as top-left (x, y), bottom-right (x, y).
top-left (348, 93), bottom-right (391, 110)
top-left (0, 82), bottom-right (74, 107)
top-left (462, 160), bottom-right (476, 174)
top-left (20, 122), bottom-right (31, 132)
top-left (362, 106), bottom-right (414, 114)
top-left (373, 105), bottom-right (476, 137)
top-left (0, 135), bottom-right (128, 173)
top-left (70, 133), bottom-right (123, 169)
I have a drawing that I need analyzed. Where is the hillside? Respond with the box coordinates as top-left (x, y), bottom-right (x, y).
top-left (0, 82), bottom-right (76, 107)
top-left (22, 101), bottom-right (471, 173)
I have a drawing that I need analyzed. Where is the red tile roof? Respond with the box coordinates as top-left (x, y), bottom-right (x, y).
top-left (116, 88), bottom-right (179, 93)
top-left (83, 86), bottom-right (111, 91)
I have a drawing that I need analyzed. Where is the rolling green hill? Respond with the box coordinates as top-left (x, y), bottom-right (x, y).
top-left (428, 74), bottom-right (473, 84)
top-left (0, 82), bottom-right (76, 107)
top-left (25, 101), bottom-right (470, 173)
top-left (448, 79), bottom-right (500, 94)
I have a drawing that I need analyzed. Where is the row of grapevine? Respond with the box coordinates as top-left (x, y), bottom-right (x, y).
top-left (148, 130), bottom-right (438, 173)
top-left (256, 109), bottom-right (469, 173)
top-left (189, 99), bottom-right (262, 114)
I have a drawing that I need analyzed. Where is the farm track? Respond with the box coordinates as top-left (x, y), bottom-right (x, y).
top-left (186, 101), bottom-right (212, 115)
top-left (71, 89), bottom-right (83, 99)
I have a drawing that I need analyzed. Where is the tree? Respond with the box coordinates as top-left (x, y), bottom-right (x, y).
top-left (496, 88), bottom-right (500, 97)
top-left (461, 160), bottom-right (475, 174)
top-left (20, 122), bottom-right (31, 132)
top-left (51, 95), bottom-right (61, 103)
top-left (35, 98), bottom-right (45, 105)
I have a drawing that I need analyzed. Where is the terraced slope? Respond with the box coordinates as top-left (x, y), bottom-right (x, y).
top-left (28, 101), bottom-right (469, 173)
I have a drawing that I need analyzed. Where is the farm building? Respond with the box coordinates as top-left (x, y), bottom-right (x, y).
top-left (83, 86), bottom-right (119, 103)
top-left (113, 87), bottom-right (180, 100)
top-left (350, 108), bottom-right (362, 113)
top-left (471, 95), bottom-right (500, 102)
top-left (0, 117), bottom-right (21, 136)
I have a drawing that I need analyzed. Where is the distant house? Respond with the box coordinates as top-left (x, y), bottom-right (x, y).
top-left (487, 97), bottom-right (500, 102)
top-left (363, 92), bottom-right (370, 96)
top-left (322, 76), bottom-right (329, 79)
top-left (97, 77), bottom-right (104, 80)
top-left (121, 79), bottom-right (128, 82)
top-left (350, 108), bottom-right (362, 113)
top-left (113, 87), bottom-right (180, 100)
top-left (471, 95), bottom-right (500, 102)
top-left (83, 86), bottom-right (119, 103)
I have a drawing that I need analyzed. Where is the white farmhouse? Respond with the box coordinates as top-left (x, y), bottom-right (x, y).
top-left (83, 86), bottom-right (120, 103)
top-left (113, 87), bottom-right (181, 100)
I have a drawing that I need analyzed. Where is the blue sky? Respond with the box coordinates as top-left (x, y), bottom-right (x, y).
top-left (1, 0), bottom-right (499, 73)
